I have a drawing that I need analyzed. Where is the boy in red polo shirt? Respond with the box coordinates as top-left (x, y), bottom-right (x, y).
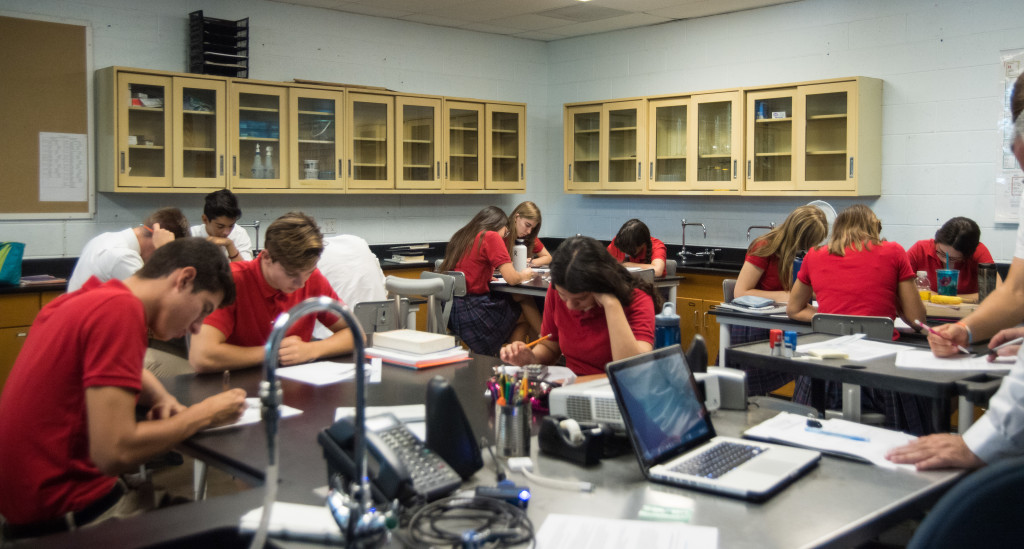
top-left (189, 212), bottom-right (355, 373)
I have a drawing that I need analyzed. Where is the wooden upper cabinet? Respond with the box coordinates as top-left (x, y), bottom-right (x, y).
top-left (486, 104), bottom-right (525, 191)
top-left (605, 100), bottom-right (645, 191)
top-left (564, 104), bottom-right (603, 192)
top-left (647, 97), bottom-right (689, 191)
top-left (346, 92), bottom-right (395, 191)
top-left (396, 96), bottom-right (442, 191)
top-left (174, 77), bottom-right (226, 189)
top-left (689, 91), bottom-right (741, 191)
top-left (115, 72), bottom-right (173, 188)
top-left (229, 82), bottom-right (288, 190)
top-left (444, 101), bottom-right (485, 191)
top-left (289, 88), bottom-right (345, 191)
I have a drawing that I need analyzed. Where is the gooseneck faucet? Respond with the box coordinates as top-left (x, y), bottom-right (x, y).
top-left (746, 222), bottom-right (776, 240)
top-left (680, 219), bottom-right (707, 262)
top-left (250, 296), bottom-right (387, 549)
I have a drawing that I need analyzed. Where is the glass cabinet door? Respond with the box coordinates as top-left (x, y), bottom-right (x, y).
top-left (290, 89), bottom-right (343, 190)
top-left (647, 98), bottom-right (688, 191)
top-left (397, 96), bottom-right (442, 190)
top-left (565, 105), bottom-right (601, 191)
top-left (745, 89), bottom-right (796, 191)
top-left (799, 82), bottom-right (855, 191)
top-left (230, 83), bottom-right (287, 189)
top-left (347, 93), bottom-right (394, 190)
top-left (444, 101), bottom-right (484, 190)
top-left (173, 78), bottom-right (225, 188)
top-left (486, 104), bottom-right (525, 191)
top-left (605, 100), bottom-right (644, 191)
top-left (117, 73), bottom-right (171, 187)
top-left (689, 91), bottom-right (741, 190)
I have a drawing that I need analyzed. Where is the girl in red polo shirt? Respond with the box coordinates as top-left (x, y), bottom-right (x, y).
top-left (505, 201), bottom-right (551, 267)
top-left (441, 206), bottom-right (535, 355)
top-left (500, 236), bottom-right (660, 376)
top-left (787, 204), bottom-right (930, 434)
top-left (607, 219), bottom-right (667, 277)
top-left (732, 205), bottom-right (828, 394)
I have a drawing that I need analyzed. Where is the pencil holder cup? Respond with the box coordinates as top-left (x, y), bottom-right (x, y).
top-left (495, 401), bottom-right (531, 458)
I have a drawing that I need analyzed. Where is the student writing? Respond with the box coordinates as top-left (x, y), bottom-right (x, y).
top-left (606, 218), bottom-right (667, 277)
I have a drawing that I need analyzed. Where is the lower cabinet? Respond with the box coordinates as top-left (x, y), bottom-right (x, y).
top-left (0, 291), bottom-right (61, 396)
top-left (676, 271), bottom-right (730, 367)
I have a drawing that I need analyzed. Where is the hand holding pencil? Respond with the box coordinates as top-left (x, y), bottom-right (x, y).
top-left (916, 320), bottom-right (971, 358)
top-left (500, 334), bottom-right (551, 365)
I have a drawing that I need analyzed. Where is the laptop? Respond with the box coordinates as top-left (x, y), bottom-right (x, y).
top-left (606, 345), bottom-right (820, 501)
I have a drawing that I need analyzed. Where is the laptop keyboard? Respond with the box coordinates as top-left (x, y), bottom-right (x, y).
top-left (669, 442), bottom-right (765, 479)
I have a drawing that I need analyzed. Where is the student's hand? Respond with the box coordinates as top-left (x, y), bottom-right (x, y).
top-left (206, 236), bottom-right (233, 249)
top-left (151, 222), bottom-right (176, 249)
top-left (519, 267), bottom-right (535, 279)
top-left (593, 293), bottom-right (620, 309)
top-left (278, 335), bottom-right (316, 366)
top-left (199, 388), bottom-right (248, 428)
top-left (146, 394), bottom-right (186, 420)
top-left (927, 323), bottom-right (969, 358)
top-left (500, 341), bottom-right (536, 366)
top-left (885, 434), bottom-right (985, 470)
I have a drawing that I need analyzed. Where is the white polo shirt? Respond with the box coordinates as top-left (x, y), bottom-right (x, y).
top-left (67, 228), bottom-right (143, 292)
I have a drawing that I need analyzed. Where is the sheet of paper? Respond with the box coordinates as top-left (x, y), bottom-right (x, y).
top-left (39, 132), bottom-right (88, 202)
top-left (743, 412), bottom-right (916, 470)
top-left (275, 358), bottom-right (382, 386)
top-left (796, 334), bottom-right (912, 362)
top-left (895, 350), bottom-right (1015, 371)
top-left (239, 502), bottom-right (341, 543)
top-left (206, 398), bottom-right (301, 432)
top-left (536, 514), bottom-right (718, 548)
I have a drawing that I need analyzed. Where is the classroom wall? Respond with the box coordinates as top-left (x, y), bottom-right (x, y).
top-left (1, 0), bottom-right (1023, 262)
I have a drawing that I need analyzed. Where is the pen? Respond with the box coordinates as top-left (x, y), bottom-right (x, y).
top-left (988, 337), bottom-right (1024, 357)
top-left (222, 370), bottom-right (230, 391)
top-left (525, 334), bottom-right (551, 348)
top-left (915, 320), bottom-right (970, 355)
top-left (804, 426), bottom-right (870, 442)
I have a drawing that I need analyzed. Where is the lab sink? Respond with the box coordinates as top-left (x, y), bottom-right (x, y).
top-left (141, 527), bottom-right (283, 549)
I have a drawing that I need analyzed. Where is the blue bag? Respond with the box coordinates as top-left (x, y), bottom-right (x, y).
top-left (0, 242), bottom-right (25, 286)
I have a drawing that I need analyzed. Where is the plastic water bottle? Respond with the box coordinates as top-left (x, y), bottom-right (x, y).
top-left (654, 303), bottom-right (681, 349)
top-left (251, 144), bottom-right (263, 179)
top-left (264, 145), bottom-right (274, 179)
top-left (512, 239), bottom-right (527, 271)
top-left (915, 270), bottom-right (931, 301)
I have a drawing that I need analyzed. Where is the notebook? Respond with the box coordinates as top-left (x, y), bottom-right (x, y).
top-left (606, 345), bottom-right (821, 501)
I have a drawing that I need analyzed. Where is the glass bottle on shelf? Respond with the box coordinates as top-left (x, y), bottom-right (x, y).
top-left (265, 145), bottom-right (274, 179)
top-left (251, 143), bottom-right (263, 179)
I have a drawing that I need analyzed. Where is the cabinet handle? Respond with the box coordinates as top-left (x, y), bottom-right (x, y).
top-left (348, 159), bottom-right (352, 178)
top-left (232, 156), bottom-right (237, 176)
top-left (733, 159), bottom-right (737, 179)
top-left (637, 161), bottom-right (641, 180)
top-left (437, 161), bottom-right (441, 180)
top-left (445, 161), bottom-right (449, 179)
top-left (339, 159), bottom-right (343, 178)
top-left (219, 155), bottom-right (224, 176)
top-left (119, 151), bottom-right (125, 174)
top-left (17, 332), bottom-right (28, 338)
top-left (849, 157), bottom-right (854, 178)
top-left (747, 160), bottom-right (752, 179)
top-left (649, 162), bottom-right (654, 180)
top-left (520, 162), bottom-right (524, 181)
top-left (693, 310), bottom-right (698, 325)
top-left (568, 163), bottom-right (572, 181)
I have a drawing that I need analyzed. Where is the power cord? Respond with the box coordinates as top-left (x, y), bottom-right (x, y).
top-left (404, 496), bottom-right (535, 548)
top-left (507, 457), bottom-right (594, 492)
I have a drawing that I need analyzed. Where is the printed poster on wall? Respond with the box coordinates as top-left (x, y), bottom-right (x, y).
top-left (996, 49), bottom-right (1024, 223)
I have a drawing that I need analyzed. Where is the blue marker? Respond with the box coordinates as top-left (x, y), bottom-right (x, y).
top-left (804, 426), bottom-right (870, 442)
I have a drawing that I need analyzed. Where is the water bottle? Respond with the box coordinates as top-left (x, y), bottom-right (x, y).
top-left (264, 145), bottom-right (274, 179)
top-left (915, 270), bottom-right (931, 301)
top-left (654, 303), bottom-right (681, 349)
top-left (978, 263), bottom-right (996, 302)
top-left (512, 239), bottom-right (527, 271)
top-left (251, 143), bottom-right (263, 179)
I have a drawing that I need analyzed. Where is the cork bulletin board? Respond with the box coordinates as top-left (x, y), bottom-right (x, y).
top-left (0, 14), bottom-right (93, 219)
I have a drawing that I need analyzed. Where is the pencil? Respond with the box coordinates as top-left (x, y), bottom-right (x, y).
top-left (914, 320), bottom-right (970, 354)
top-left (988, 336), bottom-right (1024, 357)
top-left (525, 334), bottom-right (551, 348)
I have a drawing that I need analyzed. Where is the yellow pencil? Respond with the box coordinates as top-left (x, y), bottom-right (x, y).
top-left (525, 334), bottom-right (551, 348)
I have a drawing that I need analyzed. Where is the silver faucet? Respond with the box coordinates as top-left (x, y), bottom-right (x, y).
top-left (259, 296), bottom-right (388, 546)
top-left (746, 222), bottom-right (776, 240)
top-left (680, 220), bottom-right (707, 262)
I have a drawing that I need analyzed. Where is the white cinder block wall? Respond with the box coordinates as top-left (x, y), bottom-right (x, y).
top-left (2, 0), bottom-right (1024, 261)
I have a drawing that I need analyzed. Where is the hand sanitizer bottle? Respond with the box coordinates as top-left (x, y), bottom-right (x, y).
top-left (251, 144), bottom-right (263, 179)
top-left (264, 146), bottom-right (274, 179)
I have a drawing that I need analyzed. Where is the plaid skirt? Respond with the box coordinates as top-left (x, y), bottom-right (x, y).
top-left (449, 293), bottom-right (521, 356)
top-left (728, 324), bottom-right (796, 396)
top-left (792, 377), bottom-right (935, 435)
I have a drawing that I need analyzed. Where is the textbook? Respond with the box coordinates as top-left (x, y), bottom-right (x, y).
top-left (372, 329), bottom-right (456, 354)
top-left (365, 345), bottom-right (470, 369)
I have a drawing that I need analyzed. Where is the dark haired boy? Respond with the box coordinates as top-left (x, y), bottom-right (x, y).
top-left (190, 189), bottom-right (253, 262)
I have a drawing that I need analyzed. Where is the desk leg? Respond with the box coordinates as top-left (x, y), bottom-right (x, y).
top-left (958, 396), bottom-right (974, 433)
top-left (719, 322), bottom-right (731, 366)
top-left (932, 396), bottom-right (951, 433)
top-left (193, 460), bottom-right (208, 501)
top-left (810, 378), bottom-right (826, 416)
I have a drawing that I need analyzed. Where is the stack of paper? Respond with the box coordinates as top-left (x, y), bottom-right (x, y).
top-left (365, 345), bottom-right (469, 369)
top-left (373, 329), bottom-right (455, 354)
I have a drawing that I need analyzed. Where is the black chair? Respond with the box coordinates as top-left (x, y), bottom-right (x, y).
top-left (686, 334), bottom-right (708, 374)
top-left (906, 456), bottom-right (1024, 549)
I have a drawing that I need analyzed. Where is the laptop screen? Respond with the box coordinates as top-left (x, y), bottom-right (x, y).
top-left (608, 346), bottom-right (714, 464)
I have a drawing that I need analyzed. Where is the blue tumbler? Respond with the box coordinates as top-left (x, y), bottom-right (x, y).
top-left (655, 303), bottom-right (681, 349)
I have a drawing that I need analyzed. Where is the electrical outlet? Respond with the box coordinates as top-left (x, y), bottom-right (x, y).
top-left (322, 218), bottom-right (337, 234)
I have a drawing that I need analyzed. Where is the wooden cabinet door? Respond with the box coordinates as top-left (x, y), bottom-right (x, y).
top-left (289, 88), bottom-right (345, 190)
top-left (700, 300), bottom-right (722, 366)
top-left (745, 88), bottom-right (797, 191)
top-left (173, 77), bottom-right (226, 189)
top-left (444, 101), bottom-right (485, 190)
top-left (486, 104), bottom-right (525, 191)
top-left (688, 91), bottom-right (742, 191)
top-left (396, 96), bottom-right (442, 191)
top-left (346, 93), bottom-right (395, 190)
top-left (604, 100), bottom-right (645, 191)
top-left (647, 97), bottom-right (689, 191)
top-left (0, 326), bottom-right (29, 397)
top-left (679, 297), bottom-right (702, 355)
top-left (229, 83), bottom-right (289, 189)
top-left (117, 73), bottom-right (173, 188)
top-left (564, 105), bottom-right (602, 191)
top-left (796, 80), bottom-right (858, 192)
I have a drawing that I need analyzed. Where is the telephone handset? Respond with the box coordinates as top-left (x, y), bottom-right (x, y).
top-left (318, 413), bottom-right (461, 505)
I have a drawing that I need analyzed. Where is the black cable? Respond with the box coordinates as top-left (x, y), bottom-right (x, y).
top-left (404, 496), bottom-right (534, 548)
top-left (483, 436), bottom-right (506, 481)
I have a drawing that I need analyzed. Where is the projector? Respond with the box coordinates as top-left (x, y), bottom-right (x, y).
top-left (548, 374), bottom-right (723, 431)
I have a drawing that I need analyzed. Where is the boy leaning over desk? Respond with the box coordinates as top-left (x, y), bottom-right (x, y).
top-left (0, 238), bottom-right (247, 542)
top-left (887, 72), bottom-right (1024, 470)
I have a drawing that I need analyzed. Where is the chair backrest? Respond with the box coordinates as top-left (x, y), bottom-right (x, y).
top-left (906, 456), bottom-right (1024, 549)
top-left (723, 279), bottom-right (737, 302)
top-left (686, 334), bottom-right (709, 374)
top-left (811, 313), bottom-right (893, 340)
top-left (419, 271), bottom-right (459, 334)
top-left (632, 268), bottom-right (656, 284)
top-left (353, 299), bottom-right (409, 340)
top-left (434, 258), bottom-right (444, 272)
top-left (384, 275), bottom-right (446, 332)
top-left (664, 259), bottom-right (677, 277)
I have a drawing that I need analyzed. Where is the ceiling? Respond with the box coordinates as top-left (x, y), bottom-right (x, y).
top-left (269, 0), bottom-right (801, 41)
